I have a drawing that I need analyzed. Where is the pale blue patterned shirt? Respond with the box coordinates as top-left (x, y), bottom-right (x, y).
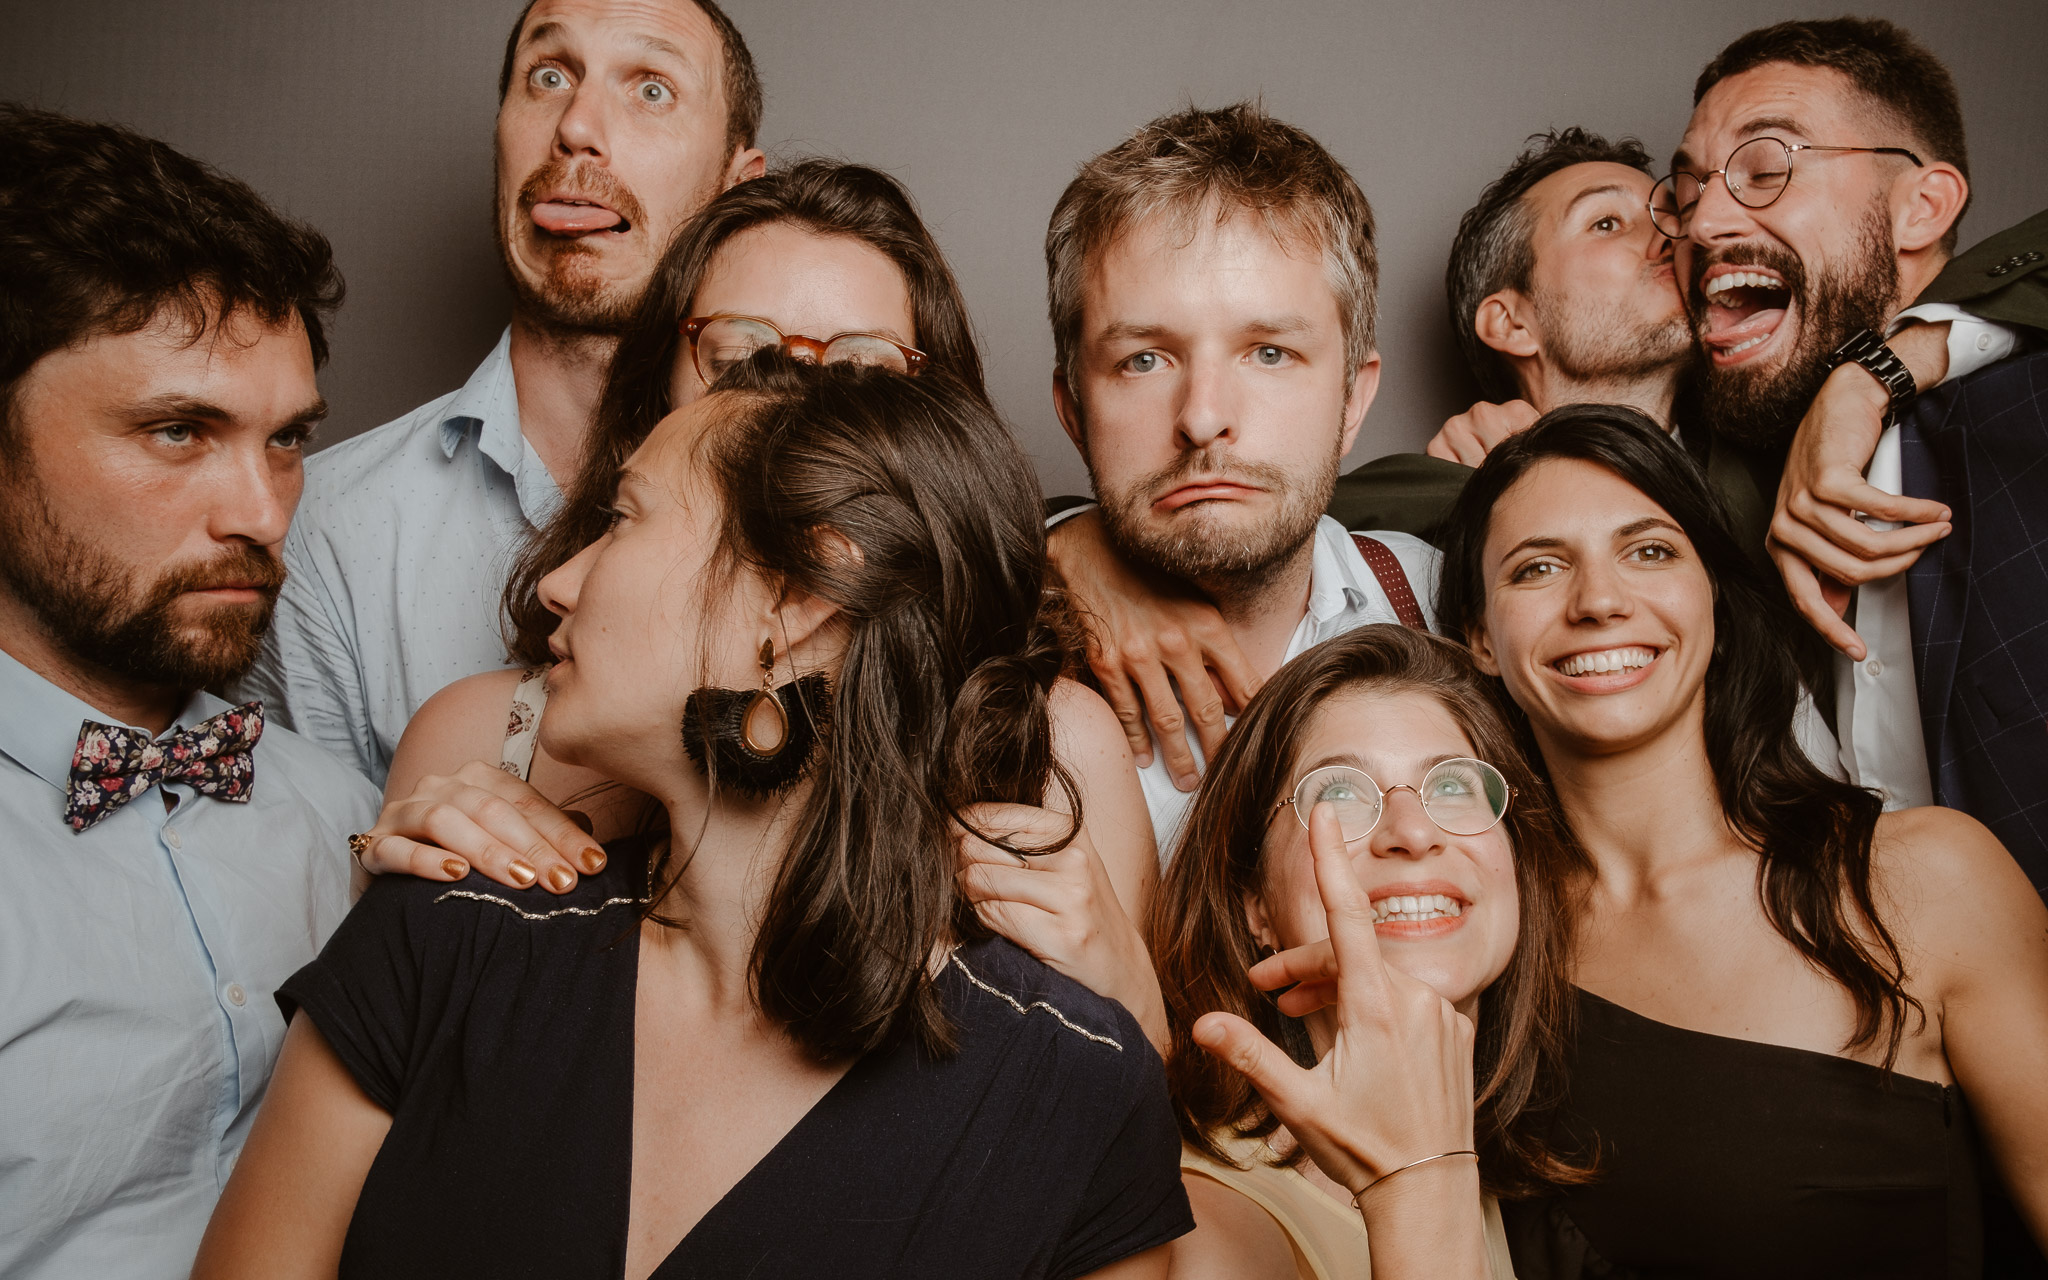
top-left (0, 646), bottom-right (375, 1278)
top-left (241, 329), bottom-right (561, 784)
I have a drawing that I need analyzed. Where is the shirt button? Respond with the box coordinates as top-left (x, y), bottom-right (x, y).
top-left (225, 983), bottom-right (247, 1007)
top-left (1865, 658), bottom-right (1884, 677)
top-left (1977, 332), bottom-right (1993, 351)
top-left (164, 829), bottom-right (182, 850)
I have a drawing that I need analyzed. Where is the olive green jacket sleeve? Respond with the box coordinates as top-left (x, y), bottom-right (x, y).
top-left (1914, 206), bottom-right (2048, 335)
top-left (1323, 451), bottom-right (1474, 543)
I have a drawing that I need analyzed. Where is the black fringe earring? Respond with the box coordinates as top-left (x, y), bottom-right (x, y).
top-left (681, 638), bottom-right (830, 801)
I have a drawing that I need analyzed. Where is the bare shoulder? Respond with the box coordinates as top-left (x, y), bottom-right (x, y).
top-left (384, 668), bottom-right (527, 800)
top-left (1872, 806), bottom-right (2048, 981)
top-left (1051, 677), bottom-right (1136, 767)
top-left (1168, 1172), bottom-right (1301, 1280)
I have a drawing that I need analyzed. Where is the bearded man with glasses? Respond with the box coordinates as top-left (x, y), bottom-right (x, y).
top-left (1672, 25), bottom-right (2048, 1267)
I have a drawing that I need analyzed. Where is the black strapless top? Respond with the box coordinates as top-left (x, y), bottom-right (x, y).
top-left (1502, 988), bottom-right (1983, 1279)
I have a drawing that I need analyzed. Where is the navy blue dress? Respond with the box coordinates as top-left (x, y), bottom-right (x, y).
top-left (281, 852), bottom-right (1191, 1279)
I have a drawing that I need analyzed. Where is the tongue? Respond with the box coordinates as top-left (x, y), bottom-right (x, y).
top-left (532, 201), bottom-right (623, 234)
top-left (1706, 302), bottom-right (1785, 346)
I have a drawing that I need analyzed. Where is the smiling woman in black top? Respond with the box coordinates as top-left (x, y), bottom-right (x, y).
top-left (192, 356), bottom-right (1192, 1280)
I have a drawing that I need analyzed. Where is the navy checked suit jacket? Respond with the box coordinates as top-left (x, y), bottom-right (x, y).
top-left (1902, 346), bottom-right (2048, 895)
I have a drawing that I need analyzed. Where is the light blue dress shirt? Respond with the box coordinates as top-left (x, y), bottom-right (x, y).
top-left (0, 646), bottom-right (376, 1278)
top-left (241, 329), bottom-right (561, 784)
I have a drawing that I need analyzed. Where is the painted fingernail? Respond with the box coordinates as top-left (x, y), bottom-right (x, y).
top-left (547, 866), bottom-right (576, 893)
top-left (508, 861), bottom-right (538, 888)
top-left (580, 846), bottom-right (607, 874)
top-left (442, 858), bottom-right (468, 880)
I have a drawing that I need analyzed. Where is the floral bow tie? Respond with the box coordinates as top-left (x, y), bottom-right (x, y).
top-left (65, 703), bottom-right (265, 833)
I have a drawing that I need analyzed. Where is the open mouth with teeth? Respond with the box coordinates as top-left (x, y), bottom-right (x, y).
top-left (1367, 887), bottom-right (1472, 939)
top-left (1551, 644), bottom-right (1661, 689)
top-left (531, 197), bottom-right (632, 237)
top-left (1699, 266), bottom-right (1792, 364)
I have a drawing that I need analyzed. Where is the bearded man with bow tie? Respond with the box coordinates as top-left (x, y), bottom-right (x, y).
top-left (0, 105), bottom-right (379, 1280)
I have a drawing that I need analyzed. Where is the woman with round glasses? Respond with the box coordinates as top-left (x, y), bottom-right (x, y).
top-left (1131, 623), bottom-right (1586, 1278)
top-left (1435, 404), bottom-right (2048, 1274)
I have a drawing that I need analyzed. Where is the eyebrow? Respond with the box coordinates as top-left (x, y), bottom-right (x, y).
top-left (1498, 517), bottom-right (1683, 562)
top-left (631, 33), bottom-right (694, 67)
top-left (1295, 750), bottom-right (1467, 777)
top-left (1092, 315), bottom-right (1317, 345)
top-left (1561, 182), bottom-right (1632, 222)
top-left (1673, 115), bottom-right (1807, 170)
top-left (126, 394), bottom-right (328, 426)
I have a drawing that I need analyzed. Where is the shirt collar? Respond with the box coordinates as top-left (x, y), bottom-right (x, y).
top-left (437, 328), bottom-right (520, 467)
top-left (1306, 516), bottom-right (1372, 625)
top-left (435, 328), bottom-right (561, 527)
top-left (0, 645), bottom-right (234, 794)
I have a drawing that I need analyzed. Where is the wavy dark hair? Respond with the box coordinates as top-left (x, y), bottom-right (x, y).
top-left (1434, 403), bottom-right (1915, 1065)
top-left (649, 352), bottom-right (1074, 1062)
top-left (505, 159), bottom-right (988, 665)
top-left (0, 103), bottom-right (342, 441)
top-left (1154, 624), bottom-right (1590, 1199)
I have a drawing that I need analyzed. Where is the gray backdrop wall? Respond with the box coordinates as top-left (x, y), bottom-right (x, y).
top-left (8, 0), bottom-right (2045, 496)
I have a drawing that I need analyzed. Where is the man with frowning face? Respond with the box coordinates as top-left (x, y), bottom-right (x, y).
top-left (1044, 103), bottom-right (1439, 851)
top-left (1669, 19), bottom-right (2047, 903)
top-left (0, 105), bottom-right (380, 1278)
top-left (244, 0), bottom-right (765, 785)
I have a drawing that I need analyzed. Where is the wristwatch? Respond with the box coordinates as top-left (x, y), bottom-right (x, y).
top-left (1826, 328), bottom-right (1918, 422)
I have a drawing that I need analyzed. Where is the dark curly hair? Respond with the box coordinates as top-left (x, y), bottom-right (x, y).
top-left (0, 103), bottom-right (343, 441)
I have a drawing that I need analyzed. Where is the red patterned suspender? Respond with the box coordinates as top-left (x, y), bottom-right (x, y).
top-left (1350, 534), bottom-right (1427, 630)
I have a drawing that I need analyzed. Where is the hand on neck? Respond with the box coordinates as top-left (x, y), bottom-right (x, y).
top-left (1192, 537), bottom-right (1320, 682)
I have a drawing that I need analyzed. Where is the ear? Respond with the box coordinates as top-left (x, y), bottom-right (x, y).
top-left (1474, 291), bottom-right (1541, 360)
top-left (1053, 368), bottom-right (1088, 454)
top-left (1465, 618), bottom-right (1503, 678)
top-left (1891, 161), bottom-right (1968, 255)
top-left (725, 145), bottom-right (767, 188)
top-left (1240, 887), bottom-right (1281, 954)
top-left (1338, 351), bottom-right (1383, 455)
top-left (767, 528), bottom-right (858, 669)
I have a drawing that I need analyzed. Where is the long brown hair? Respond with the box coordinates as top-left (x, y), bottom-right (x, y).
top-left (504, 159), bottom-right (987, 665)
top-left (661, 353), bottom-right (1075, 1062)
top-left (1434, 403), bottom-right (1916, 1067)
top-left (1154, 624), bottom-right (1589, 1198)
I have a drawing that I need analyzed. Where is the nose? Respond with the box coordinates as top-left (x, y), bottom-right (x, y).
top-left (538, 537), bottom-right (601, 619)
top-left (1685, 167), bottom-right (1759, 249)
top-left (552, 80), bottom-right (610, 161)
top-left (1565, 555), bottom-right (1632, 626)
top-left (1367, 786), bottom-right (1444, 861)
top-left (1175, 353), bottom-right (1238, 452)
top-left (211, 437), bottom-right (297, 548)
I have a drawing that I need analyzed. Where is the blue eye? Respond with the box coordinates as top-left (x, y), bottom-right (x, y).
top-left (1125, 352), bottom-right (1161, 374)
top-left (1252, 346), bottom-right (1287, 366)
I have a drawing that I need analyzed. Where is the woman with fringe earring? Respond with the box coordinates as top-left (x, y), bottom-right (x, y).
top-left (192, 356), bottom-right (1194, 1280)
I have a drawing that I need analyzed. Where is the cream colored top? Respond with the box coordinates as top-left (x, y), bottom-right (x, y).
top-left (1180, 1133), bottom-right (1517, 1279)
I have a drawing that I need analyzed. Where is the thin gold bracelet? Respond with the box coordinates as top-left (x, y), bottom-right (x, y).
top-left (1349, 1149), bottom-right (1479, 1208)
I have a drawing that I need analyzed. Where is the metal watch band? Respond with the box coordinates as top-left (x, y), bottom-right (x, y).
top-left (1826, 328), bottom-right (1918, 415)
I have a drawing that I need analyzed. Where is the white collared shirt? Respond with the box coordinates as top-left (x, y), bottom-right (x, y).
top-left (240, 330), bottom-right (560, 785)
top-left (1835, 305), bottom-right (2019, 806)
